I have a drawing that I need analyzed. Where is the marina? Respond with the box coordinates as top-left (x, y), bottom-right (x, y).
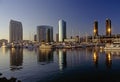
top-left (104, 39), bottom-right (120, 50)
top-left (0, 0), bottom-right (120, 82)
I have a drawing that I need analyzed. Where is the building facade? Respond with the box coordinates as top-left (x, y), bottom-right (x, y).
top-left (93, 20), bottom-right (98, 36)
top-left (56, 33), bottom-right (59, 42)
top-left (9, 20), bottom-right (23, 43)
top-left (37, 25), bottom-right (53, 42)
top-left (34, 34), bottom-right (37, 41)
top-left (58, 20), bottom-right (66, 42)
top-left (106, 18), bottom-right (111, 36)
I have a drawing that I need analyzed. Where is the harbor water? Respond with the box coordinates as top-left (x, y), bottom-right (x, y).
top-left (0, 47), bottom-right (120, 82)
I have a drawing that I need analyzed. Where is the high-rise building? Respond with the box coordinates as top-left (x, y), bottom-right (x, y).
top-left (9, 20), bottom-right (23, 43)
top-left (58, 20), bottom-right (66, 42)
top-left (34, 34), bottom-right (37, 41)
top-left (56, 33), bottom-right (59, 42)
top-left (49, 27), bottom-right (53, 42)
top-left (93, 21), bottom-right (98, 36)
top-left (106, 18), bottom-right (111, 36)
top-left (37, 25), bottom-right (53, 42)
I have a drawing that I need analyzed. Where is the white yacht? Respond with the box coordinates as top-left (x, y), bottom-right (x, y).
top-left (104, 43), bottom-right (120, 50)
top-left (39, 43), bottom-right (53, 49)
top-left (104, 39), bottom-right (120, 50)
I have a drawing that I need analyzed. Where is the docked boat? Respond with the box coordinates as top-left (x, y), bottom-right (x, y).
top-left (39, 43), bottom-right (53, 49)
top-left (1, 42), bottom-right (7, 48)
top-left (104, 43), bottom-right (120, 50)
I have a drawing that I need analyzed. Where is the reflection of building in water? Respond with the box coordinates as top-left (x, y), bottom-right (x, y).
top-left (58, 49), bottom-right (67, 71)
top-left (2, 47), bottom-right (8, 54)
top-left (10, 48), bottom-right (23, 71)
top-left (106, 52), bottom-right (112, 69)
top-left (93, 49), bottom-right (99, 68)
top-left (37, 49), bottom-right (53, 64)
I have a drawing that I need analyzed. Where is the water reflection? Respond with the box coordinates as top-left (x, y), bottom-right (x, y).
top-left (10, 48), bottom-right (23, 71)
top-left (37, 49), bottom-right (53, 65)
top-left (93, 49), bottom-right (99, 68)
top-left (105, 52), bottom-right (112, 69)
top-left (58, 49), bottom-right (67, 71)
top-left (1, 47), bottom-right (8, 54)
top-left (1, 47), bottom-right (120, 82)
top-left (107, 51), bottom-right (120, 56)
top-left (93, 49), bottom-right (112, 69)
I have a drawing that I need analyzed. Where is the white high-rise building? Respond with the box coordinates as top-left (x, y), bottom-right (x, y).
top-left (58, 20), bottom-right (66, 42)
top-left (9, 20), bottom-right (23, 43)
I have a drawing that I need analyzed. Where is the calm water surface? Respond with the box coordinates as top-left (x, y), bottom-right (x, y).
top-left (0, 47), bottom-right (120, 82)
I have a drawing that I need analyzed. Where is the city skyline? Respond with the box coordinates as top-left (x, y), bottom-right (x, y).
top-left (0, 0), bottom-right (120, 40)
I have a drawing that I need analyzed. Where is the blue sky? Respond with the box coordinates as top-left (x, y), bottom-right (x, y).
top-left (0, 0), bottom-right (120, 40)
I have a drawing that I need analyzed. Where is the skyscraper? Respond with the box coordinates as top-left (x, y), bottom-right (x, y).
top-left (93, 20), bottom-right (98, 36)
top-left (34, 34), bottom-right (37, 41)
top-left (37, 25), bottom-right (53, 42)
top-left (56, 33), bottom-right (59, 42)
top-left (106, 18), bottom-right (111, 36)
top-left (58, 20), bottom-right (66, 42)
top-left (9, 20), bottom-right (23, 43)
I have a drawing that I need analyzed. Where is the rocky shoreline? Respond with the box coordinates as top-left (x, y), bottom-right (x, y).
top-left (0, 73), bottom-right (21, 82)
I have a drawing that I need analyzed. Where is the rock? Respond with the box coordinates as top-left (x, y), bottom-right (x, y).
top-left (0, 76), bottom-right (22, 82)
top-left (0, 73), bottom-right (2, 76)
top-left (18, 80), bottom-right (22, 82)
top-left (9, 77), bottom-right (17, 82)
top-left (0, 77), bottom-right (8, 82)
